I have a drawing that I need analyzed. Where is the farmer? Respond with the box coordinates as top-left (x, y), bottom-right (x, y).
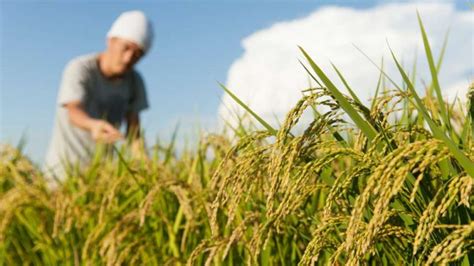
top-left (43, 10), bottom-right (153, 185)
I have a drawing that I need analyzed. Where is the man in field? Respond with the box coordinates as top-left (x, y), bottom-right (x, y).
top-left (43, 10), bottom-right (153, 185)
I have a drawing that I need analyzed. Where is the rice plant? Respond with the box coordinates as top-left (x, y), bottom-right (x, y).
top-left (0, 15), bottom-right (472, 265)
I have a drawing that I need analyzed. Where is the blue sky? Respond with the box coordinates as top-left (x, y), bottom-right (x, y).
top-left (0, 0), bottom-right (470, 164)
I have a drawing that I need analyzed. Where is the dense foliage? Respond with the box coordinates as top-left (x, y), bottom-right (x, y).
top-left (1, 17), bottom-right (472, 265)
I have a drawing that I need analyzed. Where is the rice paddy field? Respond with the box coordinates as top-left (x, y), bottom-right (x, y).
top-left (1, 18), bottom-right (473, 265)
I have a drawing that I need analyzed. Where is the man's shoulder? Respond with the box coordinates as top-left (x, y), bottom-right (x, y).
top-left (68, 53), bottom-right (98, 65)
top-left (128, 70), bottom-right (147, 94)
top-left (130, 69), bottom-right (144, 83)
top-left (64, 53), bottom-right (98, 74)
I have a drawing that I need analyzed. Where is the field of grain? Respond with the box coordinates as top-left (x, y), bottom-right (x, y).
top-left (0, 18), bottom-right (473, 265)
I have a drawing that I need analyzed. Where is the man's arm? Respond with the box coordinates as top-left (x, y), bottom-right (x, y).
top-left (126, 112), bottom-right (148, 158)
top-left (126, 112), bottom-right (140, 140)
top-left (64, 101), bottom-right (123, 143)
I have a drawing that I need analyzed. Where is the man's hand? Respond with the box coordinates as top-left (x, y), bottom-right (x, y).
top-left (64, 101), bottom-right (123, 144)
top-left (90, 120), bottom-right (123, 143)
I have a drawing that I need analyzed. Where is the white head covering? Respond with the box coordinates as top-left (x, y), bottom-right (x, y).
top-left (107, 10), bottom-right (154, 53)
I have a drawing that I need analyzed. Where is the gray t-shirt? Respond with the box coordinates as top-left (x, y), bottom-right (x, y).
top-left (43, 53), bottom-right (149, 182)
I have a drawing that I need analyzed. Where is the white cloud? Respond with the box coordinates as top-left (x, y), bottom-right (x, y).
top-left (218, 2), bottom-right (473, 128)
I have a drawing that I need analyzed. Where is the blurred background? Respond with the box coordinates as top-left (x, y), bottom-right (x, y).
top-left (0, 0), bottom-right (472, 164)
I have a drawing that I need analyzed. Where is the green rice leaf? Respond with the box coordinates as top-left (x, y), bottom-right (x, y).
top-left (331, 63), bottom-right (364, 106)
top-left (371, 58), bottom-right (385, 112)
top-left (299, 46), bottom-right (378, 142)
top-left (417, 12), bottom-right (452, 132)
top-left (219, 82), bottom-right (277, 135)
top-left (390, 48), bottom-right (474, 176)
